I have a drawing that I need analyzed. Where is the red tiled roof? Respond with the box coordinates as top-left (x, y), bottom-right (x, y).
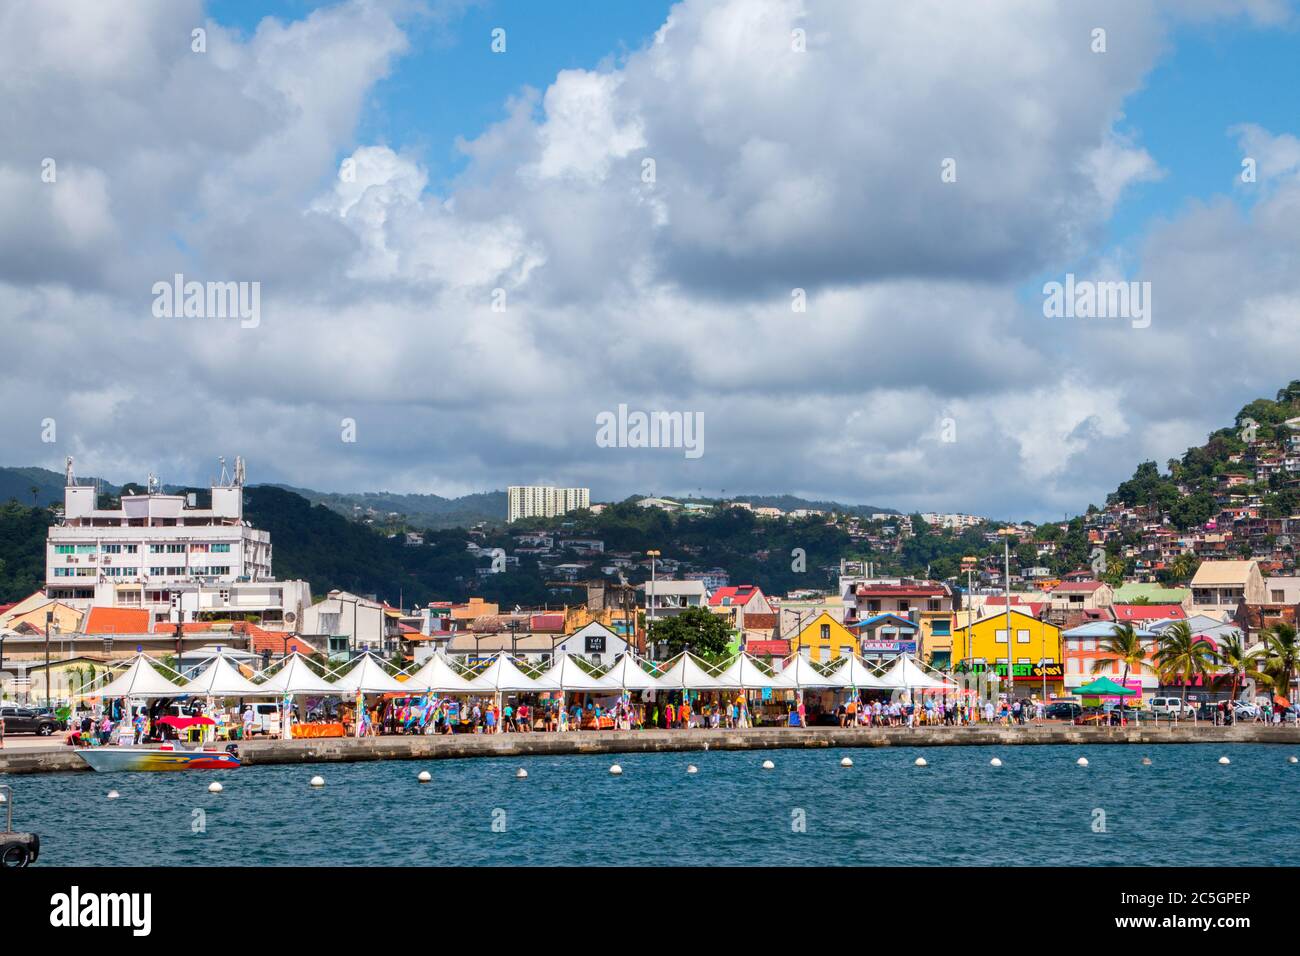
top-left (743, 613), bottom-right (779, 631)
top-left (529, 613), bottom-right (565, 633)
top-left (745, 639), bottom-right (790, 656)
top-left (1113, 604), bottom-right (1186, 622)
top-left (709, 585), bottom-right (761, 607)
top-left (84, 607), bottom-right (151, 634)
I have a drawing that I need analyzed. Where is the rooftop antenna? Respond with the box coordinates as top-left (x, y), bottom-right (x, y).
top-left (234, 456), bottom-right (245, 487)
top-left (65, 456), bottom-right (75, 487)
top-left (147, 472), bottom-right (159, 494)
top-left (218, 456), bottom-right (229, 486)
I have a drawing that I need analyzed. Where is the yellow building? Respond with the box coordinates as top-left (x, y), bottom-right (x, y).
top-left (1, 599), bottom-right (84, 635)
top-left (951, 608), bottom-right (1063, 698)
top-left (916, 611), bottom-right (955, 668)
top-left (788, 611), bottom-right (859, 664)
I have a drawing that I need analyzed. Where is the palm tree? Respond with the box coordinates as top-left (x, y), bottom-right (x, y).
top-left (1152, 620), bottom-right (1216, 718)
top-left (1262, 622), bottom-right (1300, 707)
top-left (1091, 622), bottom-right (1147, 723)
top-left (1211, 632), bottom-right (1264, 707)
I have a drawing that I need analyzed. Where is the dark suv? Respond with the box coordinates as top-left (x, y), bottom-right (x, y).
top-left (1044, 702), bottom-right (1083, 721)
top-left (0, 706), bottom-right (62, 736)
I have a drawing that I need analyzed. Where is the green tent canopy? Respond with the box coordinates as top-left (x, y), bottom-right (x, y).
top-left (1075, 677), bottom-right (1136, 697)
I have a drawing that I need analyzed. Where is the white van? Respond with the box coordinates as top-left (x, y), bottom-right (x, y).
top-left (242, 703), bottom-right (281, 736)
top-left (1150, 697), bottom-right (1194, 718)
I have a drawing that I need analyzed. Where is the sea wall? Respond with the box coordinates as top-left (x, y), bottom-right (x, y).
top-left (6, 723), bottom-right (1297, 774)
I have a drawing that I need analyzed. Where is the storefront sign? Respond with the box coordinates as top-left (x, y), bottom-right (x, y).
top-left (860, 640), bottom-right (916, 654)
top-left (956, 661), bottom-right (1063, 681)
top-left (584, 634), bottom-right (607, 654)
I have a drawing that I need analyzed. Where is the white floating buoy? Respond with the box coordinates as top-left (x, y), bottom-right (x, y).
top-left (106, 790), bottom-right (119, 800)
top-left (0, 792), bottom-right (6, 804)
top-left (1218, 756), bottom-right (1230, 765)
top-left (1076, 757), bottom-right (1089, 767)
top-left (914, 757), bottom-right (927, 767)
top-left (515, 768), bottom-right (528, 779)
top-left (310, 775), bottom-right (325, 788)
top-left (417, 771), bottom-right (431, 783)
top-left (609, 764), bottom-right (623, 776)
top-left (1141, 757), bottom-right (1152, 766)
top-left (840, 756), bottom-right (854, 768)
top-left (686, 764), bottom-right (698, 774)
top-left (208, 781), bottom-right (223, 793)
top-left (989, 757), bottom-right (1002, 767)
top-left (761, 759), bottom-right (775, 770)
top-left (1289, 756), bottom-right (1298, 764)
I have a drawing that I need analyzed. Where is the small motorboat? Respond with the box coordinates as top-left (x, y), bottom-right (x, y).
top-left (75, 743), bottom-right (240, 772)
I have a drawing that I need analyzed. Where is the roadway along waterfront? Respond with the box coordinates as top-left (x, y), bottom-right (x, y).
top-left (4, 723), bottom-right (1300, 774)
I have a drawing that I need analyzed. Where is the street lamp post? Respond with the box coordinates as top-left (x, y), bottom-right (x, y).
top-left (646, 550), bottom-right (661, 657)
top-left (44, 611), bottom-right (53, 710)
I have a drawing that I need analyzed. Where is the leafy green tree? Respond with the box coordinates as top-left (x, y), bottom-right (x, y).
top-left (1212, 632), bottom-right (1264, 705)
top-left (1091, 623), bottom-right (1147, 722)
top-left (1262, 623), bottom-right (1300, 704)
top-left (1152, 621), bottom-right (1216, 716)
top-left (647, 606), bottom-right (733, 659)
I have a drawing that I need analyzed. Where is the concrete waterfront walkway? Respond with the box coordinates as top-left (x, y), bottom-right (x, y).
top-left (4, 722), bottom-right (1299, 774)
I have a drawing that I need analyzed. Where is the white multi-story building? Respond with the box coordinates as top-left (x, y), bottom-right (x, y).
top-left (507, 485), bottom-right (590, 523)
top-left (919, 512), bottom-right (986, 530)
top-left (46, 457), bottom-right (276, 624)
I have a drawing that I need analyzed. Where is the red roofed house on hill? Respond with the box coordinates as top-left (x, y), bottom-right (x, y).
top-left (708, 585), bottom-right (773, 629)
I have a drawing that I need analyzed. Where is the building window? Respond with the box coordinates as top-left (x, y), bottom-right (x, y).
top-left (820, 624), bottom-right (830, 640)
top-left (995, 629), bottom-right (1008, 643)
top-left (1016, 629), bottom-right (1030, 643)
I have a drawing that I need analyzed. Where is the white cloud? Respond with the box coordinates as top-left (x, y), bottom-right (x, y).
top-left (2, 0), bottom-right (1298, 523)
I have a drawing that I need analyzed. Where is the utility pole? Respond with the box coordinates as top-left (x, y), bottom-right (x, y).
top-left (44, 611), bottom-right (53, 710)
top-left (1004, 539), bottom-right (1013, 708)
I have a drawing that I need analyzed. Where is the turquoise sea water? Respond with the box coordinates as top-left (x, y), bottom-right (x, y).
top-left (8, 744), bottom-right (1299, 866)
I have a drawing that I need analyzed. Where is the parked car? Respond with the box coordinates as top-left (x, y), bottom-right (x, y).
top-left (1044, 702), bottom-right (1082, 721)
top-left (0, 706), bottom-right (62, 736)
top-left (1233, 702), bottom-right (1262, 721)
top-left (1149, 697), bottom-right (1197, 719)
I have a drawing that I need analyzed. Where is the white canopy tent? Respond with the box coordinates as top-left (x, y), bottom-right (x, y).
top-left (256, 653), bottom-right (336, 696)
top-left (825, 655), bottom-right (891, 690)
top-left (332, 654), bottom-right (409, 694)
top-left (467, 653), bottom-right (560, 693)
top-left (90, 654), bottom-right (185, 699)
top-left (597, 653), bottom-right (663, 692)
top-left (178, 655), bottom-right (265, 697)
top-left (654, 653), bottom-right (741, 691)
top-left (879, 654), bottom-right (958, 692)
top-left (537, 654), bottom-right (611, 693)
top-left (778, 655), bottom-right (841, 690)
top-left (712, 654), bottom-right (797, 690)
top-left (403, 654), bottom-right (479, 694)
